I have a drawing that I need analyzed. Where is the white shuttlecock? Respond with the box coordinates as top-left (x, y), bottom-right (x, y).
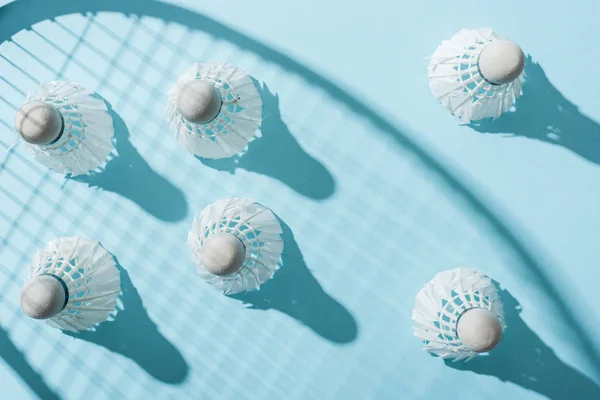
top-left (187, 198), bottom-right (284, 295)
top-left (14, 81), bottom-right (114, 176)
top-left (412, 267), bottom-right (505, 361)
top-left (428, 28), bottom-right (525, 123)
top-left (165, 61), bottom-right (263, 159)
top-left (20, 237), bottom-right (121, 332)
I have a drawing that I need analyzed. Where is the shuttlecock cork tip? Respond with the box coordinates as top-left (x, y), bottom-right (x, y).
top-left (478, 39), bottom-right (525, 85)
top-left (177, 79), bottom-right (222, 124)
top-left (14, 101), bottom-right (64, 145)
top-left (20, 275), bottom-right (67, 320)
top-left (456, 307), bottom-right (502, 353)
top-left (201, 232), bottom-right (246, 276)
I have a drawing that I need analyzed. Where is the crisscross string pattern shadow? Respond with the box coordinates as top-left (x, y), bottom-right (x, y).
top-left (0, 4), bottom-right (598, 400)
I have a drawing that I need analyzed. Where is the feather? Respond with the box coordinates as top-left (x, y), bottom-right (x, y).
top-left (187, 198), bottom-right (283, 294)
top-left (165, 61), bottom-right (262, 159)
top-left (412, 268), bottom-right (505, 361)
top-left (25, 237), bottom-right (121, 332)
top-left (22, 81), bottom-right (114, 176)
top-left (428, 28), bottom-right (525, 123)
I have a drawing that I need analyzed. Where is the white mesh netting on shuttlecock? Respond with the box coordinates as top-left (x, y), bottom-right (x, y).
top-left (428, 27), bottom-right (525, 123)
top-left (165, 61), bottom-right (263, 159)
top-left (26, 236), bottom-right (121, 332)
top-left (412, 267), bottom-right (505, 362)
top-left (187, 197), bottom-right (284, 295)
top-left (22, 81), bottom-right (115, 176)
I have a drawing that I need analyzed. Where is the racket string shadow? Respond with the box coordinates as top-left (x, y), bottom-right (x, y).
top-left (0, 325), bottom-right (62, 400)
top-left (200, 81), bottom-right (336, 200)
top-left (0, 0), bottom-right (599, 393)
top-left (71, 100), bottom-right (189, 223)
top-left (229, 218), bottom-right (358, 344)
top-left (63, 259), bottom-right (189, 384)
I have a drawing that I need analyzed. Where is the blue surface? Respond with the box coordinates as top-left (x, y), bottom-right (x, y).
top-left (0, 0), bottom-right (599, 399)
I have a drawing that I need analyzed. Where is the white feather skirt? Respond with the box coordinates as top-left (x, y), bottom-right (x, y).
top-left (165, 61), bottom-right (263, 159)
top-left (27, 237), bottom-right (121, 332)
top-left (23, 81), bottom-right (114, 176)
top-left (412, 267), bottom-right (505, 361)
top-left (428, 28), bottom-right (525, 123)
top-left (187, 198), bottom-right (284, 295)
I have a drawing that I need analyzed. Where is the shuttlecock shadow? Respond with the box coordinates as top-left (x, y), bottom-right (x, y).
top-left (200, 81), bottom-right (336, 200)
top-left (71, 100), bottom-right (188, 222)
top-left (0, 324), bottom-right (62, 400)
top-left (445, 285), bottom-right (600, 400)
top-left (229, 218), bottom-right (358, 344)
top-left (471, 56), bottom-right (600, 165)
top-left (64, 260), bottom-right (189, 384)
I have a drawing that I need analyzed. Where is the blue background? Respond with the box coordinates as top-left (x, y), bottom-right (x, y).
top-left (0, 0), bottom-right (599, 399)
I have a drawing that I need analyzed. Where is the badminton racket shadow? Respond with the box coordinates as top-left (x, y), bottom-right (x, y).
top-left (229, 217), bottom-right (358, 344)
top-left (71, 100), bottom-right (189, 223)
top-left (471, 56), bottom-right (600, 165)
top-left (200, 80), bottom-right (336, 200)
top-left (445, 285), bottom-right (600, 400)
top-left (63, 259), bottom-right (189, 384)
top-left (1, 0), bottom-right (599, 385)
top-left (0, 324), bottom-right (62, 400)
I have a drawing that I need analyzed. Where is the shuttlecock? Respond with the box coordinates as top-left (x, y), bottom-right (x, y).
top-left (14, 81), bottom-right (114, 176)
top-left (428, 28), bottom-right (525, 123)
top-left (412, 267), bottom-right (505, 361)
top-left (20, 237), bottom-right (121, 332)
top-left (165, 61), bottom-right (262, 159)
top-left (187, 198), bottom-right (283, 294)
